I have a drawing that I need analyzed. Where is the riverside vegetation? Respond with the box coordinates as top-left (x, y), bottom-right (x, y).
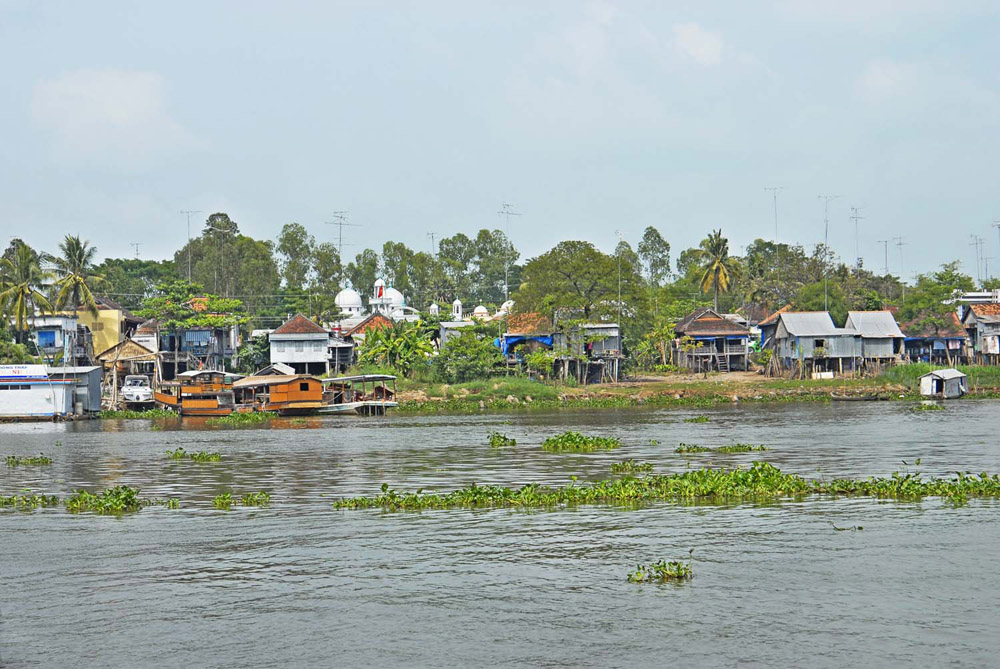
top-left (488, 432), bottom-right (517, 448)
top-left (627, 560), bottom-right (693, 583)
top-left (166, 448), bottom-right (222, 462)
top-left (6, 454), bottom-right (52, 467)
top-left (541, 431), bottom-right (622, 453)
top-left (675, 443), bottom-right (769, 454)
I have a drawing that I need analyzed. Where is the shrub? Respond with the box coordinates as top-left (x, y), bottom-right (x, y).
top-left (434, 329), bottom-right (504, 384)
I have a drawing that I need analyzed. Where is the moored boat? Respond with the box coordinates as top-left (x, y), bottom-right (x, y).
top-left (232, 374), bottom-right (325, 415)
top-left (154, 370), bottom-right (238, 416)
top-left (319, 374), bottom-right (398, 416)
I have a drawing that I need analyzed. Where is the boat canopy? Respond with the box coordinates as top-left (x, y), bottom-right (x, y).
top-left (322, 374), bottom-right (396, 385)
top-left (233, 375), bottom-right (320, 388)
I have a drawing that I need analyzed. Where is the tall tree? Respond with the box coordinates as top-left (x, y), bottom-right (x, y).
top-left (473, 229), bottom-right (518, 305)
top-left (49, 234), bottom-right (104, 317)
top-left (0, 242), bottom-right (53, 343)
top-left (637, 226), bottom-right (671, 287)
top-left (437, 232), bottom-right (476, 300)
top-left (345, 249), bottom-right (379, 295)
top-left (695, 229), bottom-right (738, 311)
top-left (277, 223), bottom-right (315, 291)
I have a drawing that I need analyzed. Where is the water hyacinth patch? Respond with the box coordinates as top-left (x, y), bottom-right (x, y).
top-left (610, 460), bottom-right (654, 474)
top-left (5, 454), bottom-right (53, 467)
top-left (715, 444), bottom-right (769, 453)
top-left (166, 448), bottom-right (222, 462)
top-left (1, 493), bottom-right (60, 510)
top-left (332, 463), bottom-right (1000, 511)
top-left (675, 443), bottom-right (712, 454)
top-left (628, 560), bottom-right (693, 583)
top-left (241, 491), bottom-right (270, 506)
top-left (488, 432), bottom-right (517, 448)
top-left (213, 491), bottom-right (271, 509)
top-left (65, 486), bottom-right (143, 515)
top-left (684, 415), bottom-right (710, 423)
top-left (541, 431), bottom-right (622, 453)
top-left (911, 403), bottom-right (945, 412)
top-left (99, 409), bottom-right (177, 420)
top-left (207, 412), bottom-right (276, 427)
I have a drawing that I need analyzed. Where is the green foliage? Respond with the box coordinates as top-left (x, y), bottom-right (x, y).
top-left (276, 222), bottom-right (315, 291)
top-left (715, 444), bottom-right (770, 453)
top-left (212, 492), bottom-right (233, 509)
top-left (0, 493), bottom-right (60, 510)
top-left (6, 454), bottom-right (52, 467)
top-left (683, 415), bottom-right (710, 423)
top-left (49, 234), bottom-right (104, 317)
top-left (610, 459), bottom-right (654, 474)
top-left (358, 320), bottom-right (433, 376)
top-left (65, 486), bottom-right (143, 515)
top-left (206, 412), bottom-right (275, 427)
top-left (694, 229), bottom-right (738, 311)
top-left (795, 281), bottom-right (847, 325)
top-left (541, 431), bottom-right (622, 453)
top-left (0, 240), bottom-right (52, 341)
top-left (237, 332), bottom-right (270, 374)
top-left (213, 490), bottom-right (270, 509)
top-left (675, 443), bottom-right (712, 453)
top-left (628, 560), bottom-right (692, 583)
top-left (333, 462), bottom-right (1000, 511)
top-left (488, 431), bottom-right (517, 448)
top-left (166, 448), bottom-right (222, 461)
top-left (99, 409), bottom-right (177, 419)
top-left (434, 328), bottom-right (503, 383)
top-left (0, 327), bottom-right (34, 363)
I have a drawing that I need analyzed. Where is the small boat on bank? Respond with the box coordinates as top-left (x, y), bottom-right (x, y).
top-left (154, 370), bottom-right (238, 416)
top-left (232, 374), bottom-right (325, 415)
top-left (319, 374), bottom-right (398, 416)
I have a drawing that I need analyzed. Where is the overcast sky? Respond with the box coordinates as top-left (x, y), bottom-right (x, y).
top-left (2, 1), bottom-right (999, 281)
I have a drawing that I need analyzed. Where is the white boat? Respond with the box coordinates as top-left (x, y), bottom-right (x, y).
top-left (121, 375), bottom-right (155, 410)
top-left (319, 374), bottom-right (398, 416)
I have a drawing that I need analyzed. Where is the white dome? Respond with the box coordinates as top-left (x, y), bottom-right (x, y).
top-left (428, 303), bottom-right (440, 315)
top-left (374, 278), bottom-right (386, 288)
top-left (473, 305), bottom-right (489, 317)
top-left (335, 288), bottom-right (363, 309)
top-left (385, 287), bottom-right (405, 307)
top-left (452, 298), bottom-right (462, 306)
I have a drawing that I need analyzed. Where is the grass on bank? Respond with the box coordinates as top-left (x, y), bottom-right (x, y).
top-left (879, 363), bottom-right (1000, 390)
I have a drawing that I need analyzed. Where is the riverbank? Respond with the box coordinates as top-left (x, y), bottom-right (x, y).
top-left (395, 368), bottom-right (1000, 414)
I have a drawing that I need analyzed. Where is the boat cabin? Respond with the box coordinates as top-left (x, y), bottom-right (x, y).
top-left (232, 375), bottom-right (324, 415)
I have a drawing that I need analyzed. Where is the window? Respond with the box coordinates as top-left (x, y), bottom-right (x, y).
top-left (37, 331), bottom-right (56, 347)
top-left (274, 342), bottom-right (284, 352)
top-left (299, 382), bottom-right (310, 391)
top-left (813, 339), bottom-right (826, 349)
top-left (295, 342), bottom-right (304, 352)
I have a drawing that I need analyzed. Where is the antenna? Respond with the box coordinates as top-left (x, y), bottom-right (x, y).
top-left (970, 234), bottom-right (985, 286)
top-left (878, 240), bottom-right (889, 275)
top-left (894, 237), bottom-right (907, 297)
top-left (818, 195), bottom-right (840, 311)
top-left (497, 202), bottom-right (522, 300)
top-left (426, 232), bottom-right (438, 257)
top-left (180, 210), bottom-right (202, 280)
top-left (324, 211), bottom-right (359, 259)
top-left (993, 220), bottom-right (1000, 272)
top-left (849, 206), bottom-right (864, 268)
top-left (131, 243), bottom-right (141, 259)
top-left (764, 187), bottom-right (784, 242)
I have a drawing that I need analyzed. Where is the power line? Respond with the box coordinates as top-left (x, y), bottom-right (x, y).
top-left (180, 210), bottom-right (202, 280)
top-left (764, 186), bottom-right (784, 242)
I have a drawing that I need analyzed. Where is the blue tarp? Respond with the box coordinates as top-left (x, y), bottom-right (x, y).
top-left (496, 335), bottom-right (554, 356)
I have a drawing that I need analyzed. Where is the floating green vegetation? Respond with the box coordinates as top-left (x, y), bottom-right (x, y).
top-left (206, 412), bottom-right (276, 427)
top-left (165, 447), bottom-right (222, 462)
top-left (165, 498), bottom-right (180, 509)
top-left (99, 409), bottom-right (177, 419)
top-left (488, 431), bottom-right (517, 448)
top-left (675, 443), bottom-right (712, 453)
top-left (5, 454), bottom-right (53, 467)
top-left (332, 462), bottom-right (1000, 511)
top-left (911, 403), bottom-right (945, 412)
top-left (684, 415), bottom-right (710, 423)
top-left (715, 444), bottom-right (770, 453)
top-left (0, 492), bottom-right (60, 510)
top-left (610, 459), bottom-right (654, 474)
top-left (241, 491), bottom-right (270, 507)
top-left (65, 485), bottom-right (143, 515)
top-left (649, 439), bottom-right (659, 446)
top-left (627, 560), bottom-right (693, 583)
top-left (213, 490), bottom-right (271, 509)
top-left (541, 431), bottom-right (622, 453)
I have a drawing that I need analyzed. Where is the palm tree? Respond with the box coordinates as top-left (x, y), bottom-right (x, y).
top-left (695, 229), bottom-right (738, 311)
top-left (49, 235), bottom-right (104, 317)
top-left (1, 242), bottom-right (53, 343)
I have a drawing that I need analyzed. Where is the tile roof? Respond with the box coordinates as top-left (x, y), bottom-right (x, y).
top-left (273, 314), bottom-right (328, 335)
top-left (675, 308), bottom-right (750, 336)
top-left (758, 304), bottom-right (792, 327)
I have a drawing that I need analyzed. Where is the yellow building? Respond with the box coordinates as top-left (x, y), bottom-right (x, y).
top-left (63, 298), bottom-right (142, 358)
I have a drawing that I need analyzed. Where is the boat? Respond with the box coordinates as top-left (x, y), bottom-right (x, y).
top-left (154, 370), bottom-right (238, 416)
top-left (232, 374), bottom-right (325, 415)
top-left (319, 374), bottom-right (398, 415)
top-left (120, 375), bottom-right (155, 410)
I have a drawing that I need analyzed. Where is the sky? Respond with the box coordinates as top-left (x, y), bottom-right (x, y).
top-left (2, 0), bottom-right (1000, 283)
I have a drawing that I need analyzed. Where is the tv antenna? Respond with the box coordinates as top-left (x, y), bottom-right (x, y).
top-left (427, 232), bottom-right (438, 257)
top-left (497, 203), bottom-right (522, 300)
top-left (325, 211), bottom-right (359, 259)
top-left (131, 243), bottom-right (141, 259)
top-left (970, 234), bottom-right (985, 285)
top-left (894, 237), bottom-right (907, 298)
top-left (877, 240), bottom-right (889, 275)
top-left (764, 186), bottom-right (784, 242)
top-left (849, 206), bottom-right (864, 268)
top-left (818, 195), bottom-right (840, 310)
top-left (180, 210), bottom-right (202, 280)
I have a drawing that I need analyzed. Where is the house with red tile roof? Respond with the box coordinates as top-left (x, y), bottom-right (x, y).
top-left (961, 303), bottom-right (1000, 364)
top-left (270, 314), bottom-right (333, 375)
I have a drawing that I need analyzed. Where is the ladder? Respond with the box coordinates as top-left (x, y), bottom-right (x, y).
top-left (716, 353), bottom-right (729, 373)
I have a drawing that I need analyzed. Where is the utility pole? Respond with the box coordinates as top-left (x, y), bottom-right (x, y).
top-left (764, 186), bottom-right (784, 242)
top-left (993, 220), bottom-right (1000, 274)
top-left (131, 243), bottom-right (141, 259)
top-left (616, 230), bottom-right (623, 328)
top-left (894, 237), bottom-right (907, 300)
top-left (849, 206), bottom-right (864, 268)
top-left (970, 234), bottom-right (985, 286)
top-left (426, 232), bottom-right (438, 257)
top-left (818, 195), bottom-right (840, 311)
top-left (878, 240), bottom-right (889, 275)
top-left (497, 203), bottom-right (521, 300)
top-left (180, 210), bottom-right (202, 281)
top-left (324, 212), bottom-right (359, 260)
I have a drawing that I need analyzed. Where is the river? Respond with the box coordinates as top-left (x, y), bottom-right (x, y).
top-left (2, 401), bottom-right (999, 667)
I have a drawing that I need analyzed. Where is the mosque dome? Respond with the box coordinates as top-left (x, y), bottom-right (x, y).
top-left (473, 305), bottom-right (490, 319)
top-left (385, 287), bottom-right (405, 308)
top-left (334, 288), bottom-right (363, 310)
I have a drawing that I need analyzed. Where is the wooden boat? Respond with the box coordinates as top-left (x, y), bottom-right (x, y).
top-left (232, 374), bottom-right (325, 415)
top-left (319, 374), bottom-right (398, 416)
top-left (154, 370), bottom-right (238, 416)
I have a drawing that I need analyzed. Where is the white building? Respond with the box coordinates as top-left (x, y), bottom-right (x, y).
top-left (269, 314), bottom-right (331, 375)
top-left (0, 364), bottom-right (102, 418)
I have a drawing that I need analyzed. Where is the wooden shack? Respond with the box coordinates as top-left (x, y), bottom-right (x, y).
top-left (673, 308), bottom-right (750, 372)
top-left (961, 304), bottom-right (1000, 365)
top-left (919, 369), bottom-right (967, 399)
top-left (232, 375), bottom-right (324, 415)
top-left (844, 311), bottom-right (904, 363)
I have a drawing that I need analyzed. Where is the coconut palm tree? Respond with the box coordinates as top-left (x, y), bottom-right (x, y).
top-left (0, 242), bottom-right (53, 343)
top-left (695, 229), bottom-right (738, 311)
top-left (49, 235), bottom-right (104, 317)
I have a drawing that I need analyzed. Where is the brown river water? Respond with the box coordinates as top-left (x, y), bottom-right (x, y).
top-left (2, 401), bottom-right (999, 668)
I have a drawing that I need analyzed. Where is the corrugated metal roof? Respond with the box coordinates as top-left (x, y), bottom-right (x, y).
top-left (777, 312), bottom-right (838, 336)
top-left (921, 368), bottom-right (966, 380)
top-left (846, 311), bottom-right (905, 338)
